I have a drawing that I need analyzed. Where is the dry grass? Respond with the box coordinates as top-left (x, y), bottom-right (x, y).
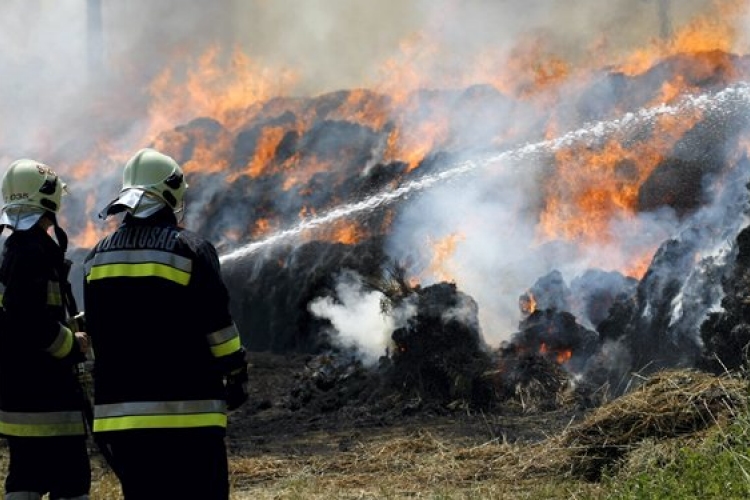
top-left (227, 429), bottom-right (604, 499)
top-left (529, 368), bottom-right (748, 480)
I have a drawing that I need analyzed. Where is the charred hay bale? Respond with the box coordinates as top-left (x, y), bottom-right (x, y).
top-left (569, 269), bottom-right (638, 330)
top-left (288, 350), bottom-right (377, 414)
top-left (701, 318), bottom-right (750, 374)
top-left (223, 238), bottom-right (387, 353)
top-left (515, 309), bottom-right (599, 372)
top-left (390, 282), bottom-right (496, 408)
top-left (286, 351), bottom-right (424, 426)
top-left (491, 352), bottom-right (571, 413)
top-left (557, 369), bottom-right (747, 481)
top-left (700, 223), bottom-right (750, 373)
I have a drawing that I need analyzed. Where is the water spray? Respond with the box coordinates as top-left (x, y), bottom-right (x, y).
top-left (219, 82), bottom-right (750, 264)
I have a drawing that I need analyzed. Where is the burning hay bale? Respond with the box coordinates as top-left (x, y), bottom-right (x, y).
top-left (492, 305), bottom-right (603, 412)
top-left (549, 368), bottom-right (748, 480)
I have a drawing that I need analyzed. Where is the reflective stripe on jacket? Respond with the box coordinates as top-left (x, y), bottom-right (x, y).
top-left (0, 225), bottom-right (86, 437)
top-left (0, 409), bottom-right (85, 437)
top-left (92, 399), bottom-right (226, 432)
top-left (83, 211), bottom-right (245, 433)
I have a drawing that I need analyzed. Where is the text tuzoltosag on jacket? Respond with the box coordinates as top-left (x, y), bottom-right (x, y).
top-left (83, 208), bottom-right (245, 434)
top-left (0, 225), bottom-right (86, 437)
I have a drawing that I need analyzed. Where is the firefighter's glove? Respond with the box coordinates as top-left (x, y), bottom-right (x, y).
top-left (225, 368), bottom-right (249, 411)
top-left (74, 332), bottom-right (90, 355)
top-left (62, 330), bottom-right (88, 365)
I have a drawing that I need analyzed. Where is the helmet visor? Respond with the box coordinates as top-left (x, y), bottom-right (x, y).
top-left (98, 188), bottom-right (168, 219)
top-left (0, 206), bottom-right (46, 230)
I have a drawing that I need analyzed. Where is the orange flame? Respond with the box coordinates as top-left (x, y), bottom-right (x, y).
top-left (539, 342), bottom-right (573, 365)
top-left (536, 98), bottom-right (704, 279)
top-left (617, 2), bottom-right (741, 77)
top-left (427, 233), bottom-right (465, 282)
top-left (519, 292), bottom-right (537, 316)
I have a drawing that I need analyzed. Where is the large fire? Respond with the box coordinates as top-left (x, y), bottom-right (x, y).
top-left (6, 2), bottom-right (750, 363)
top-left (53, 2), bottom-right (748, 282)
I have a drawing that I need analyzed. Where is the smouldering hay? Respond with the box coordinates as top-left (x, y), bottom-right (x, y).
top-left (493, 352), bottom-right (573, 413)
top-left (548, 368), bottom-right (749, 480)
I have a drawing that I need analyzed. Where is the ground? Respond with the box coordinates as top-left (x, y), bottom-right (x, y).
top-left (1, 351), bottom-right (591, 499)
top-left (229, 352), bottom-right (582, 454)
top-left (64, 352), bottom-right (740, 498)
top-left (218, 351), bottom-right (589, 497)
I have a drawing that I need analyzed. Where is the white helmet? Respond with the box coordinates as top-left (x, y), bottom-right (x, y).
top-left (0, 159), bottom-right (66, 230)
top-left (100, 148), bottom-right (188, 219)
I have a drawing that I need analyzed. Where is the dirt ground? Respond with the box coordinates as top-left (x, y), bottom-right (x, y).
top-left (227, 351), bottom-right (584, 460)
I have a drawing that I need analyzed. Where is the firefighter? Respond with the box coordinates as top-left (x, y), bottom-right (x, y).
top-left (0, 159), bottom-right (92, 500)
top-left (83, 148), bottom-right (249, 499)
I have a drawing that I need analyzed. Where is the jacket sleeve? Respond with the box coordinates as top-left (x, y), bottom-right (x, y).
top-left (193, 239), bottom-right (246, 376)
top-left (0, 241), bottom-right (78, 361)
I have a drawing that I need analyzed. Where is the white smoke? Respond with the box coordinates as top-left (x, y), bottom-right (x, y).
top-left (308, 270), bottom-right (416, 366)
top-left (383, 159), bottom-right (677, 345)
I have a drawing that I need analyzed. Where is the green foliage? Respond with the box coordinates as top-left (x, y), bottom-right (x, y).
top-left (602, 417), bottom-right (750, 500)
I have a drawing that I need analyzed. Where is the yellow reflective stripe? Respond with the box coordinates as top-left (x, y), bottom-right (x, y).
top-left (210, 335), bottom-right (241, 358)
top-left (0, 410), bottom-right (85, 437)
top-left (47, 281), bottom-right (62, 306)
top-left (93, 399), bottom-right (227, 431)
top-left (207, 323), bottom-right (242, 358)
top-left (46, 325), bottom-right (73, 359)
top-left (207, 324), bottom-right (240, 346)
top-left (86, 249), bottom-right (191, 270)
top-left (0, 420), bottom-right (85, 436)
top-left (87, 262), bottom-right (190, 285)
top-left (93, 412), bottom-right (227, 432)
top-left (85, 249), bottom-right (192, 285)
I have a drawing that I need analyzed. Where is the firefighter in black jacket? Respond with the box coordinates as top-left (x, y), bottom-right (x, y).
top-left (83, 148), bottom-right (248, 499)
top-left (0, 159), bottom-right (92, 499)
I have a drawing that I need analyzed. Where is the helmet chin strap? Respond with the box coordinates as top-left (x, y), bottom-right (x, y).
top-left (174, 201), bottom-right (186, 224)
top-left (50, 213), bottom-right (69, 253)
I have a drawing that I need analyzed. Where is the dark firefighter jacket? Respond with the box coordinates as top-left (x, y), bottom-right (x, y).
top-left (83, 209), bottom-right (245, 434)
top-left (0, 224), bottom-right (86, 437)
